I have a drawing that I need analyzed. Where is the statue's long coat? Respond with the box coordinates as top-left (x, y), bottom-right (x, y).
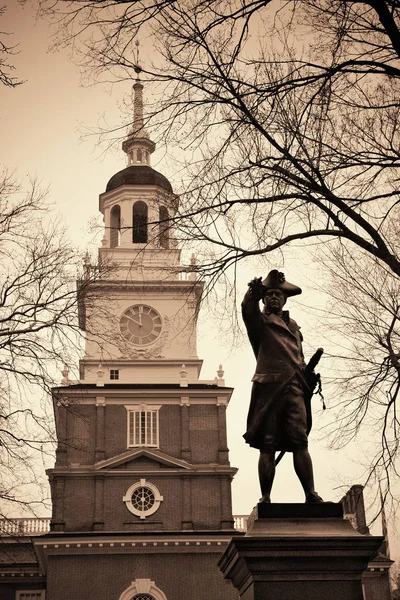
top-left (242, 288), bottom-right (310, 451)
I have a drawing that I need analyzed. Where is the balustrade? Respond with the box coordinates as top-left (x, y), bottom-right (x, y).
top-left (0, 517), bottom-right (51, 536)
top-left (0, 515), bottom-right (248, 535)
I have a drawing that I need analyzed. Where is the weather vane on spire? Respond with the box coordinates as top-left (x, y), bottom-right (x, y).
top-left (134, 39), bottom-right (142, 77)
top-left (122, 37), bottom-right (155, 166)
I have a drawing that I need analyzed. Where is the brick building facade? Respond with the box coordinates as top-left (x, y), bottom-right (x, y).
top-left (0, 74), bottom-right (241, 600)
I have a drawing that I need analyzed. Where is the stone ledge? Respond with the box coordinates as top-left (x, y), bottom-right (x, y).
top-left (256, 502), bottom-right (343, 519)
top-left (245, 502), bottom-right (358, 537)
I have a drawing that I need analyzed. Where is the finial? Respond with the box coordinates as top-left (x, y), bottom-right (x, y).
top-left (134, 40), bottom-right (142, 77)
top-left (216, 364), bottom-right (225, 386)
top-left (96, 363), bottom-right (105, 387)
top-left (83, 251), bottom-right (90, 279)
top-left (180, 364), bottom-right (188, 387)
top-left (61, 364), bottom-right (69, 385)
top-left (189, 253), bottom-right (197, 280)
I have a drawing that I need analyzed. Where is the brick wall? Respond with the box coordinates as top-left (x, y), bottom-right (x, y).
top-left (63, 477), bottom-right (95, 531)
top-left (59, 472), bottom-right (231, 532)
top-left (46, 552), bottom-right (239, 600)
top-left (51, 397), bottom-right (232, 533)
top-left (60, 401), bottom-right (225, 466)
top-left (189, 405), bottom-right (219, 463)
top-left (66, 404), bottom-right (96, 465)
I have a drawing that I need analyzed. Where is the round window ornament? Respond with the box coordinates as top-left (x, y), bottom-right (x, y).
top-left (123, 479), bottom-right (163, 519)
top-left (120, 304), bottom-right (162, 346)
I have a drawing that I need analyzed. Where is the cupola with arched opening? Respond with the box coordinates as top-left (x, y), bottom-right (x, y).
top-left (98, 66), bottom-right (178, 251)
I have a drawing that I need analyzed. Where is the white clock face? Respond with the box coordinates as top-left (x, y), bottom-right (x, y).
top-left (120, 304), bottom-right (162, 346)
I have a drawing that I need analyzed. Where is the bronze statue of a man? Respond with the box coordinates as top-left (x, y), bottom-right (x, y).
top-left (242, 269), bottom-right (323, 504)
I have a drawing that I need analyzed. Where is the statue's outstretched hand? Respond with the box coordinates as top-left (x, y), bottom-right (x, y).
top-left (247, 277), bottom-right (263, 301)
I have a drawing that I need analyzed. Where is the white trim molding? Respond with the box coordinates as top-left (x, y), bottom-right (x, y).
top-left (94, 447), bottom-right (192, 471)
top-left (119, 578), bottom-right (167, 600)
top-left (123, 478), bottom-right (163, 519)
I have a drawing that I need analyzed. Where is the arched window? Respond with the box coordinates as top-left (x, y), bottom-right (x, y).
top-left (132, 201), bottom-right (148, 243)
top-left (159, 206), bottom-right (169, 249)
top-left (119, 579), bottom-right (167, 600)
top-left (110, 205), bottom-right (121, 248)
top-left (137, 149), bottom-right (142, 163)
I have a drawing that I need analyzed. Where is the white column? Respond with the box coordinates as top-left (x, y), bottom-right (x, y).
top-left (147, 204), bottom-right (158, 246)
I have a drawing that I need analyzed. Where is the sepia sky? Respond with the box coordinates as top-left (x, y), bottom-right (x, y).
top-left (1, 0), bottom-right (398, 556)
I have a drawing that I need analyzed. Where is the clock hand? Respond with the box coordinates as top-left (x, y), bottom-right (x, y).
top-left (125, 314), bottom-right (142, 327)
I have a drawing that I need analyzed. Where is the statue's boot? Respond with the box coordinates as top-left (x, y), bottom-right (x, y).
top-left (259, 494), bottom-right (271, 504)
top-left (305, 490), bottom-right (324, 503)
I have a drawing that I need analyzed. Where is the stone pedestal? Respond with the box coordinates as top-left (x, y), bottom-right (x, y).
top-left (218, 503), bottom-right (383, 600)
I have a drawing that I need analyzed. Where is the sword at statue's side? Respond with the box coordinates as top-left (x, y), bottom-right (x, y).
top-left (275, 347), bottom-right (325, 467)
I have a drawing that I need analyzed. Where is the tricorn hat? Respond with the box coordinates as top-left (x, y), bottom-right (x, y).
top-left (261, 269), bottom-right (302, 297)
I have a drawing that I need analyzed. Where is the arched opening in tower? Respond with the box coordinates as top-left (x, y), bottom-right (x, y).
top-left (110, 204), bottom-right (121, 248)
top-left (133, 201), bottom-right (148, 243)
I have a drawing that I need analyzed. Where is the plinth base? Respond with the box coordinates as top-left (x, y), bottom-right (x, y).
top-left (219, 503), bottom-right (383, 600)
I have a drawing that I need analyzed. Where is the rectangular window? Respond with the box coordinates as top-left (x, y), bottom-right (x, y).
top-left (16, 592), bottom-right (46, 600)
top-left (110, 369), bottom-right (119, 380)
top-left (127, 407), bottom-right (160, 448)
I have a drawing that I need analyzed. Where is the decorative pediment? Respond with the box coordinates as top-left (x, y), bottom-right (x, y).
top-left (94, 447), bottom-right (193, 471)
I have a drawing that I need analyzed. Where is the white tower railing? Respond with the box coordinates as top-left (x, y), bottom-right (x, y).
top-left (0, 516), bottom-right (248, 535)
top-left (0, 517), bottom-right (51, 536)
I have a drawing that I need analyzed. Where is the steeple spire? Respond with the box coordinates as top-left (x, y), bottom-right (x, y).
top-left (122, 40), bottom-right (156, 166)
top-left (132, 41), bottom-right (144, 134)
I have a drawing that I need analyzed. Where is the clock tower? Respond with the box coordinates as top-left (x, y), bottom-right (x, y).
top-left (32, 71), bottom-right (240, 600)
